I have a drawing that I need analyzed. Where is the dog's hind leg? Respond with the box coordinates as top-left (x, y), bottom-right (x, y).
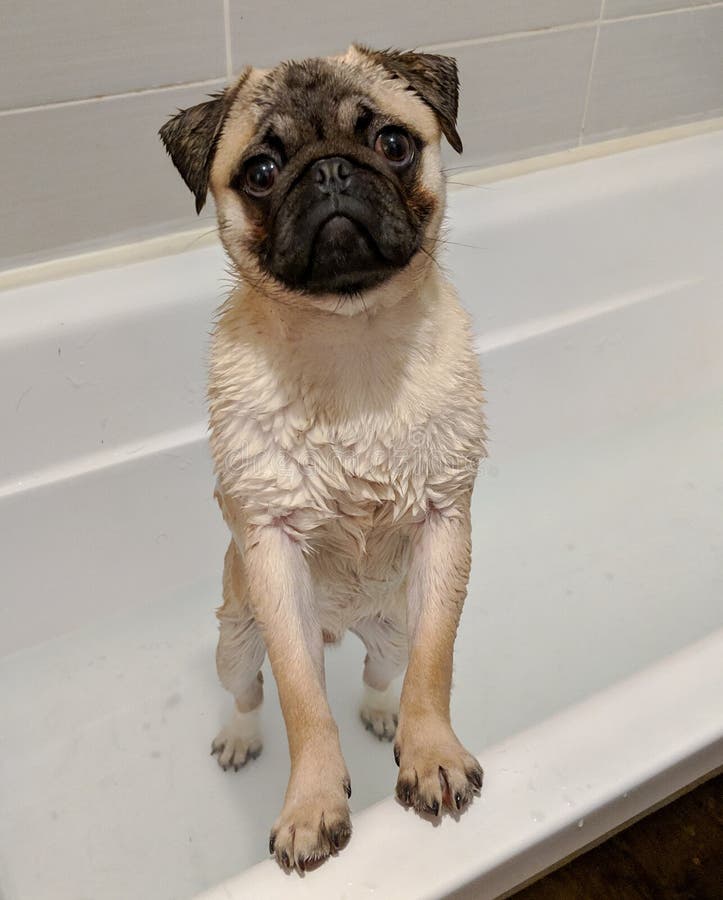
top-left (352, 615), bottom-right (407, 741)
top-left (212, 540), bottom-right (266, 771)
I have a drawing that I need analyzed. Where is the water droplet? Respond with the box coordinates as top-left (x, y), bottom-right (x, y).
top-left (577, 819), bottom-right (585, 828)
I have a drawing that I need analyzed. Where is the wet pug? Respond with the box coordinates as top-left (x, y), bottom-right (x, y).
top-left (160, 44), bottom-right (485, 873)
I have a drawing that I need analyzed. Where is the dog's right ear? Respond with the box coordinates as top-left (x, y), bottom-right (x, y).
top-left (354, 46), bottom-right (463, 154)
top-left (159, 69), bottom-right (249, 214)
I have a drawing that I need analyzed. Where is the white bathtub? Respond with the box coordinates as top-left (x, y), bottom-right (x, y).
top-left (1, 128), bottom-right (722, 900)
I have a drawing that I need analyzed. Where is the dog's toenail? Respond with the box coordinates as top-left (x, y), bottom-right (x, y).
top-left (281, 851), bottom-right (290, 868)
top-left (430, 800), bottom-right (439, 816)
top-left (344, 780), bottom-right (352, 798)
top-left (269, 834), bottom-right (276, 854)
top-left (455, 791), bottom-right (462, 809)
top-left (393, 744), bottom-right (400, 766)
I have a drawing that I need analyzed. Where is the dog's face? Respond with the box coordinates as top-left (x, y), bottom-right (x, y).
top-left (160, 45), bottom-right (462, 310)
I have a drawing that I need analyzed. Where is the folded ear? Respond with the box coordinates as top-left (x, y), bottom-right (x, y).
top-left (355, 46), bottom-right (463, 154)
top-left (159, 70), bottom-right (249, 213)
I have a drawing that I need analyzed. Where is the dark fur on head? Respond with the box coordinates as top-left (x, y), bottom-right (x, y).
top-left (159, 48), bottom-right (462, 297)
top-left (159, 71), bottom-right (249, 213)
top-left (355, 46), bottom-right (462, 153)
top-left (232, 57), bottom-right (438, 294)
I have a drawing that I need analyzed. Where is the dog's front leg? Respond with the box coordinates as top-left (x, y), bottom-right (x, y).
top-left (395, 493), bottom-right (484, 816)
top-left (243, 523), bottom-right (351, 871)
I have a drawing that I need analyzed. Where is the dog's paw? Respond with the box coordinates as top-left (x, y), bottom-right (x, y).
top-left (360, 683), bottom-right (399, 741)
top-left (393, 717), bottom-right (483, 816)
top-left (269, 760), bottom-right (352, 872)
top-left (211, 707), bottom-right (262, 771)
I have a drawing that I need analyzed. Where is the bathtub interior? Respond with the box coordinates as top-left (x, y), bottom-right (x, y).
top-left (1, 130), bottom-right (722, 900)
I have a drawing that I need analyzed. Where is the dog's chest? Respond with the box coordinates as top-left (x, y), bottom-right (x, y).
top-left (217, 391), bottom-right (469, 550)
top-left (211, 304), bottom-right (484, 559)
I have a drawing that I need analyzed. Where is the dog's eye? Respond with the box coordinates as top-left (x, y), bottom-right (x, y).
top-left (244, 156), bottom-right (278, 197)
top-left (374, 128), bottom-right (414, 168)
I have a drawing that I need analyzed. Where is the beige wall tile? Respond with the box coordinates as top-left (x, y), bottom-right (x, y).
top-left (446, 27), bottom-right (597, 169)
top-left (0, 84), bottom-right (221, 269)
top-left (0, 0), bottom-right (226, 110)
top-left (604, 0), bottom-right (713, 19)
top-left (584, 6), bottom-right (723, 141)
top-left (228, 0), bottom-right (601, 68)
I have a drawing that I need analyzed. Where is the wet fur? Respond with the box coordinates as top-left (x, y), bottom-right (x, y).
top-left (160, 44), bottom-right (485, 873)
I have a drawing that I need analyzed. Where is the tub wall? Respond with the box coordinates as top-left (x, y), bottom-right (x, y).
top-left (1, 1), bottom-right (722, 270)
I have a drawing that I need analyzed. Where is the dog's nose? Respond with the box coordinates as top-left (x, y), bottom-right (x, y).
top-left (312, 157), bottom-right (353, 194)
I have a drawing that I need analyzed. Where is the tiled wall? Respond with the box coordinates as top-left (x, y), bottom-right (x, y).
top-left (1, 1), bottom-right (721, 270)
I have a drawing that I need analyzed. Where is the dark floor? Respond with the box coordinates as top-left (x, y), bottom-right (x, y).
top-left (513, 773), bottom-right (722, 900)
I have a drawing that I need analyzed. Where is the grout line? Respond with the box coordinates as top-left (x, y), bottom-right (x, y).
top-left (419, 1), bottom-right (722, 53)
top-left (222, 0), bottom-right (233, 81)
top-left (603, 0), bottom-right (723, 24)
top-left (419, 20), bottom-right (596, 52)
top-left (1, 1), bottom-right (719, 118)
top-left (579, 0), bottom-right (605, 147)
top-left (0, 77), bottom-right (227, 118)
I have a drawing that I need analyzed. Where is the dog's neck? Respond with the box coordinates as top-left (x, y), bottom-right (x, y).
top-left (214, 259), bottom-right (456, 422)
top-left (236, 260), bottom-right (442, 350)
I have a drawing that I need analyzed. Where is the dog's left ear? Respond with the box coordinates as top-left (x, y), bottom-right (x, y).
top-left (355, 46), bottom-right (463, 154)
top-left (159, 69), bottom-right (249, 213)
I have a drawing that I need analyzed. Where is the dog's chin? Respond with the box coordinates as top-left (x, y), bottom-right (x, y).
top-left (269, 214), bottom-right (414, 297)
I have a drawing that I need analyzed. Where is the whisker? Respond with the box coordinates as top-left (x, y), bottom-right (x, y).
top-left (444, 163), bottom-right (492, 174)
top-left (419, 244), bottom-right (443, 273)
top-left (437, 240), bottom-right (488, 251)
top-left (181, 227), bottom-right (220, 250)
top-left (446, 180), bottom-right (495, 191)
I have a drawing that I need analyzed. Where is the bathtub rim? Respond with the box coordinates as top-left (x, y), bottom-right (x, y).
top-left (193, 627), bottom-right (723, 899)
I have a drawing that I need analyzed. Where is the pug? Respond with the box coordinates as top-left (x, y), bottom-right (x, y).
top-left (160, 44), bottom-right (485, 873)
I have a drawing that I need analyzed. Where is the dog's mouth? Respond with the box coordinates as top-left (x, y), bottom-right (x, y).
top-left (264, 179), bottom-right (421, 296)
top-left (305, 212), bottom-right (393, 295)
